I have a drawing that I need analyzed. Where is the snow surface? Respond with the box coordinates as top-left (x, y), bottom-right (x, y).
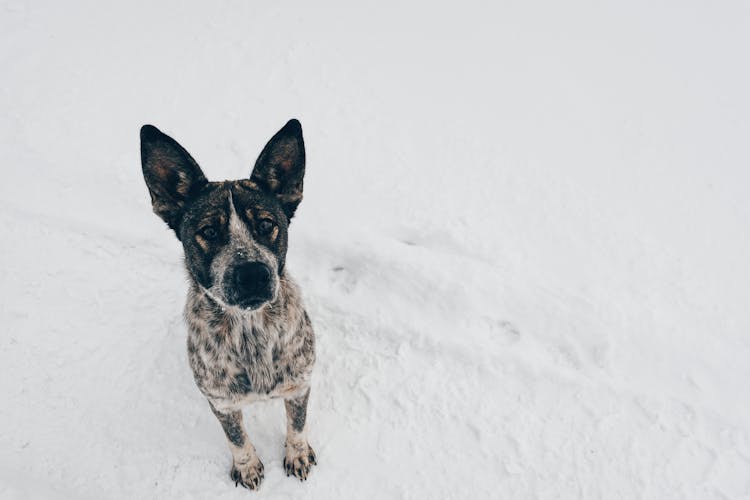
top-left (2, 1), bottom-right (750, 498)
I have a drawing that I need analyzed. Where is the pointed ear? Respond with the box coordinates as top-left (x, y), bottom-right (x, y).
top-left (250, 119), bottom-right (305, 220)
top-left (140, 125), bottom-right (208, 233)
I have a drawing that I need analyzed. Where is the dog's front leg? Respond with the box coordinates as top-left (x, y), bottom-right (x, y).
top-left (283, 388), bottom-right (317, 480)
top-left (209, 403), bottom-right (265, 490)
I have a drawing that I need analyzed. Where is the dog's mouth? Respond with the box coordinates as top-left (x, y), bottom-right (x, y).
top-left (236, 297), bottom-right (271, 310)
top-left (225, 288), bottom-right (274, 311)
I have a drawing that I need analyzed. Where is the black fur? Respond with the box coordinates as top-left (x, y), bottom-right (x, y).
top-left (140, 120), bottom-right (316, 489)
top-left (210, 405), bottom-right (246, 448)
top-left (140, 125), bottom-right (208, 234)
top-left (140, 121), bottom-right (303, 291)
top-left (251, 119), bottom-right (306, 219)
top-left (285, 389), bottom-right (310, 433)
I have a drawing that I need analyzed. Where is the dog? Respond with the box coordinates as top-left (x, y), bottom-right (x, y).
top-left (140, 119), bottom-right (316, 490)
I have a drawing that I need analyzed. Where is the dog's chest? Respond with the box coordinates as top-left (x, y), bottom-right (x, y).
top-left (187, 310), bottom-right (312, 404)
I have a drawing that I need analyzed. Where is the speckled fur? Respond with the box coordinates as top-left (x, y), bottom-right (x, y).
top-left (185, 275), bottom-right (315, 410)
top-left (140, 119), bottom-right (316, 490)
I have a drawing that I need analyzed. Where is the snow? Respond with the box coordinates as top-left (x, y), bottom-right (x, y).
top-left (2, 1), bottom-right (750, 498)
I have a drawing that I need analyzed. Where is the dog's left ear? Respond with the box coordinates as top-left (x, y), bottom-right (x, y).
top-left (250, 119), bottom-right (305, 220)
top-left (140, 125), bottom-right (208, 234)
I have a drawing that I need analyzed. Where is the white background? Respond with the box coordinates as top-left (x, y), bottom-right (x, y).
top-left (1, 1), bottom-right (749, 498)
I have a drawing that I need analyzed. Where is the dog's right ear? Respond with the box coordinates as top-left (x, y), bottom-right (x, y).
top-left (140, 125), bottom-right (208, 233)
top-left (250, 119), bottom-right (305, 220)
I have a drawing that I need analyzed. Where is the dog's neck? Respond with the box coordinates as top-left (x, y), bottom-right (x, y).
top-left (185, 272), bottom-right (306, 356)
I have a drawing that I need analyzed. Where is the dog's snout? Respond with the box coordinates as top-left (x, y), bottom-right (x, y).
top-left (234, 262), bottom-right (271, 290)
top-left (226, 261), bottom-right (273, 309)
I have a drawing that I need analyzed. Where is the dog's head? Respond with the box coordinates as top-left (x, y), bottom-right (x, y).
top-left (140, 119), bottom-right (305, 311)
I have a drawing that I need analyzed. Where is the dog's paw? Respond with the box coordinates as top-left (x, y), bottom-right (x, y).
top-left (230, 456), bottom-right (265, 490)
top-left (283, 442), bottom-right (316, 481)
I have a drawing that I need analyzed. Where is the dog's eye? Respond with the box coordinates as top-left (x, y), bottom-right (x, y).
top-left (199, 226), bottom-right (218, 240)
top-left (257, 218), bottom-right (275, 236)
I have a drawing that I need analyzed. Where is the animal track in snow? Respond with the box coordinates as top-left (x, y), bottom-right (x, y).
top-left (329, 265), bottom-right (358, 294)
top-left (484, 318), bottom-right (522, 345)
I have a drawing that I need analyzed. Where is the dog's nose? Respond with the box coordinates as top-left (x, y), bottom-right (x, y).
top-left (228, 262), bottom-right (272, 308)
top-left (233, 262), bottom-right (271, 292)
top-left (224, 260), bottom-right (274, 308)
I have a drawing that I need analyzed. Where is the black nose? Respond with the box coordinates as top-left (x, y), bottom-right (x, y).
top-left (229, 262), bottom-right (272, 306)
